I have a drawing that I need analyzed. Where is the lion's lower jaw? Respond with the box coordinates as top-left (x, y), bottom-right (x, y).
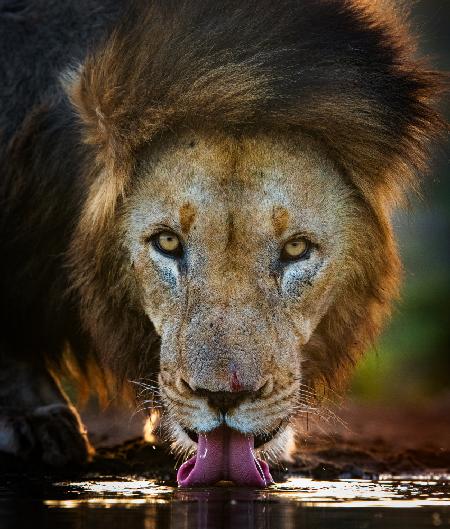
top-left (167, 417), bottom-right (296, 464)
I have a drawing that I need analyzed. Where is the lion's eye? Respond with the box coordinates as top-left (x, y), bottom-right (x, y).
top-left (153, 231), bottom-right (183, 258)
top-left (281, 237), bottom-right (310, 261)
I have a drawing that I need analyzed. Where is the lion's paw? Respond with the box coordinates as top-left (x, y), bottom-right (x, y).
top-left (0, 403), bottom-right (93, 466)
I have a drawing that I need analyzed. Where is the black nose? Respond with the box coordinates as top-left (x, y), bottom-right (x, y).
top-left (195, 388), bottom-right (250, 413)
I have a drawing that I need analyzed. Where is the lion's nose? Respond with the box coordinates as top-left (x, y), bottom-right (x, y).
top-left (195, 388), bottom-right (250, 414)
top-left (178, 375), bottom-right (273, 413)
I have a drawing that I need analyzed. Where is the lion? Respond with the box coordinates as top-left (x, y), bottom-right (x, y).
top-left (0, 0), bottom-right (445, 484)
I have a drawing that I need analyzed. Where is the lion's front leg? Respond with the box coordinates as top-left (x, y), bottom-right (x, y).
top-left (0, 358), bottom-right (93, 466)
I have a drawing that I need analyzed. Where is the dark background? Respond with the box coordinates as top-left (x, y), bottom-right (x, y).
top-left (350, 0), bottom-right (449, 404)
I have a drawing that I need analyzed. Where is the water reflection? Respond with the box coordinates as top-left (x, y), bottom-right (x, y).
top-left (171, 490), bottom-right (273, 529)
top-left (2, 477), bottom-right (449, 529)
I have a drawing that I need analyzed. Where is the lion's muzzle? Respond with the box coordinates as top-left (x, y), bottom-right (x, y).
top-left (157, 284), bottom-right (300, 486)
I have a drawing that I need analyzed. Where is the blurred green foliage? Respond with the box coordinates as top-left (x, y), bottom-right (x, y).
top-left (351, 156), bottom-right (450, 403)
top-left (351, 275), bottom-right (450, 402)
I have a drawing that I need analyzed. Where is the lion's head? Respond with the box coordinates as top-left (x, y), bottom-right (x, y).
top-left (65, 0), bottom-right (444, 482)
top-left (123, 130), bottom-right (388, 454)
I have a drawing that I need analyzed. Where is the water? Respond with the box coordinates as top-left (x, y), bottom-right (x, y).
top-left (1, 476), bottom-right (449, 528)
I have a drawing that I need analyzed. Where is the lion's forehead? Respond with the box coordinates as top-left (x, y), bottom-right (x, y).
top-left (129, 132), bottom-right (357, 244)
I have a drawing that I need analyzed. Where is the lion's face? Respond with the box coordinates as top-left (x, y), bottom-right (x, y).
top-left (124, 131), bottom-right (365, 453)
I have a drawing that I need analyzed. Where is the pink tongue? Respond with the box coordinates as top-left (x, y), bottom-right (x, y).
top-left (177, 426), bottom-right (273, 487)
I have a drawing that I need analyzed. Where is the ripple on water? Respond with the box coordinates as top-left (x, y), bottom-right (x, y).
top-left (42, 475), bottom-right (450, 508)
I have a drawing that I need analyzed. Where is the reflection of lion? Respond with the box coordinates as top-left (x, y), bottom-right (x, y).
top-left (0, 0), bottom-right (444, 469)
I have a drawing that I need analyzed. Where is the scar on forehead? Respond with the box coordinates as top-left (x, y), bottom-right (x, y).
top-left (179, 202), bottom-right (196, 234)
top-left (272, 206), bottom-right (289, 237)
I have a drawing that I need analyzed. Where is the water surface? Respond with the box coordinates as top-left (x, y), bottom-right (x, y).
top-left (1, 476), bottom-right (449, 528)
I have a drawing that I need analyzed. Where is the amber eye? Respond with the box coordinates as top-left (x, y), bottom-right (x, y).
top-left (153, 231), bottom-right (183, 258)
top-left (281, 237), bottom-right (310, 261)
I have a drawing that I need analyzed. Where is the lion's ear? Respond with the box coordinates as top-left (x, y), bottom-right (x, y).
top-left (66, 55), bottom-right (140, 155)
top-left (63, 62), bottom-right (138, 230)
